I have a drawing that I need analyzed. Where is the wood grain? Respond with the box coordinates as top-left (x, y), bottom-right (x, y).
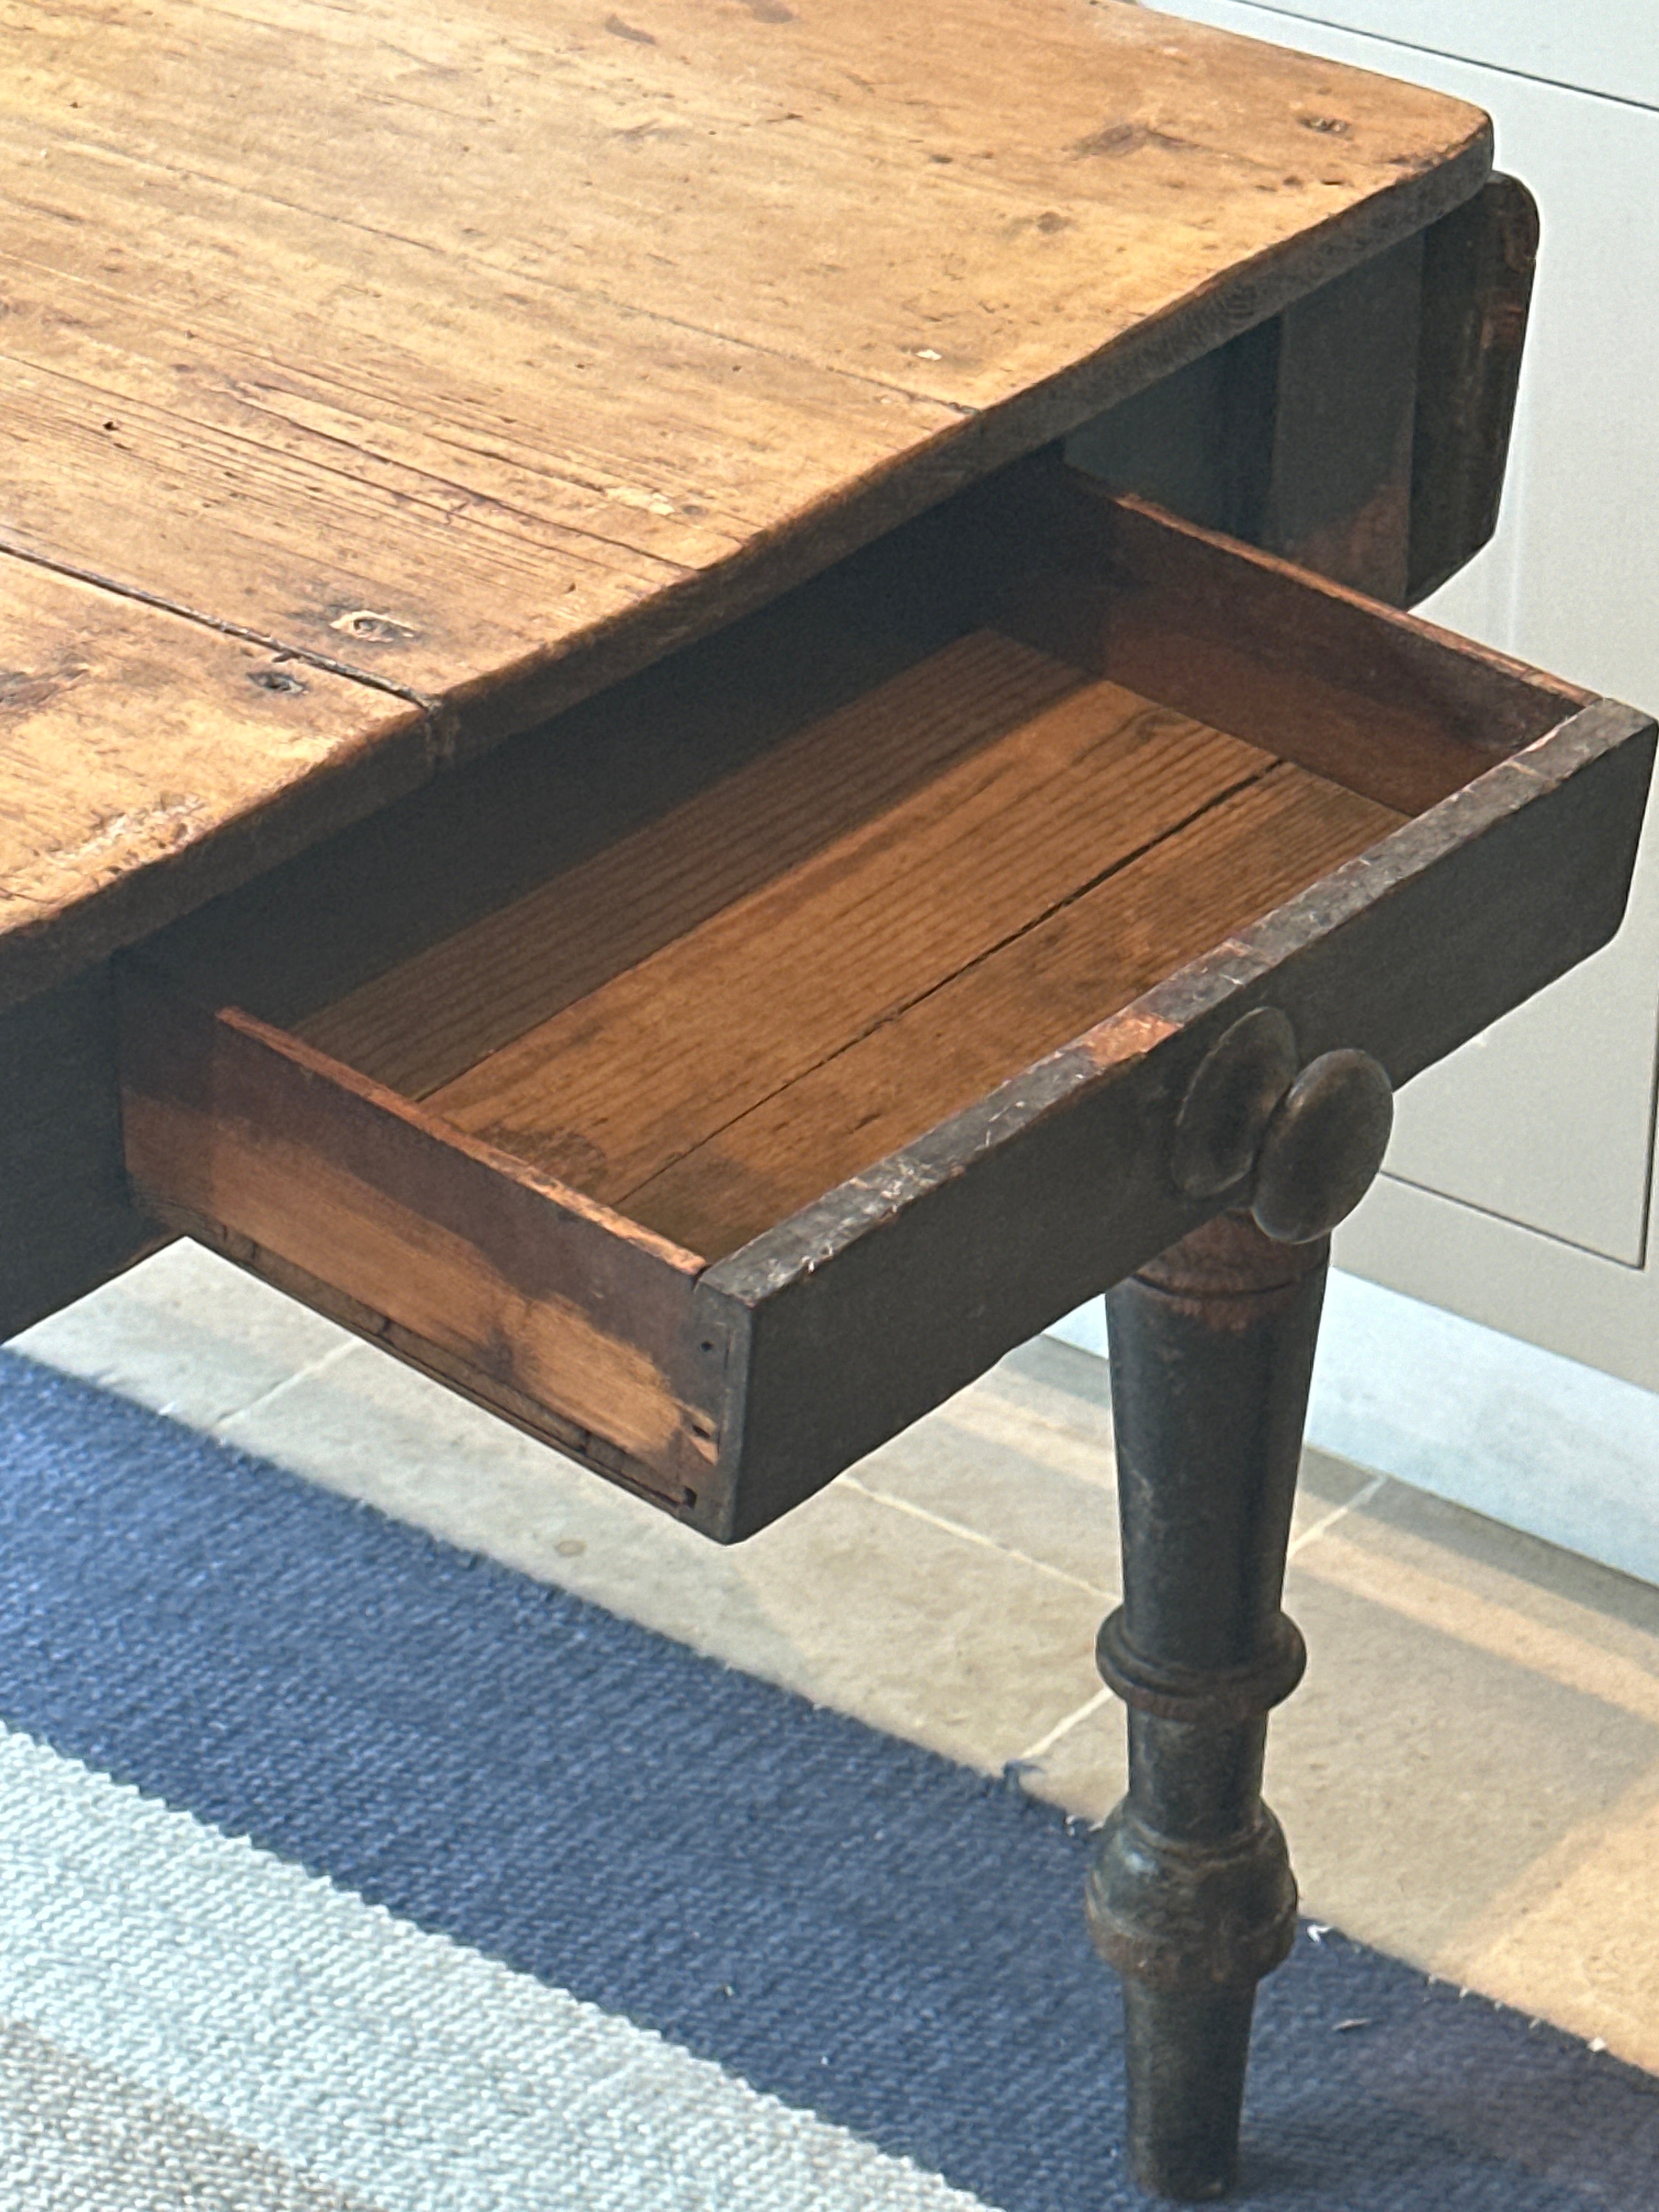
top-left (418, 661), bottom-right (1280, 1203)
top-left (116, 674), bottom-right (1654, 1541)
top-left (628, 764), bottom-right (1402, 1256)
top-left (970, 467), bottom-right (1588, 814)
top-left (142, 528), bottom-right (975, 1036)
top-left (301, 630), bottom-right (1089, 1096)
top-left (0, 961), bottom-right (165, 1341)
top-left (0, 0), bottom-right (1491, 995)
top-left (698, 701), bottom-right (1654, 1537)
top-left (0, 557), bottom-right (426, 1007)
top-left (119, 969), bottom-right (724, 1514)
top-left (1408, 175), bottom-right (1539, 603)
top-left (1256, 230), bottom-right (1423, 601)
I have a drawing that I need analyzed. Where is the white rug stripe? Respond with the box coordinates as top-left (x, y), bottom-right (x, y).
top-left (0, 1725), bottom-right (1003, 2212)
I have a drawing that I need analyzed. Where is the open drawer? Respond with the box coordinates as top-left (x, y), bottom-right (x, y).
top-left (117, 458), bottom-right (1655, 1540)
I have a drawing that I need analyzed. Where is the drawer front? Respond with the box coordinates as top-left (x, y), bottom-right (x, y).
top-left (120, 465), bottom-right (1655, 1540)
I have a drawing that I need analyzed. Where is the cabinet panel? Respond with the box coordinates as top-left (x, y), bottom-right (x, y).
top-left (1159, 1), bottom-right (1659, 1269)
top-left (1169, 0), bottom-right (1659, 109)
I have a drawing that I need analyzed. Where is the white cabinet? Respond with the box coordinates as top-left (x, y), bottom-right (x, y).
top-left (1175, 0), bottom-right (1659, 108)
top-left (1146, 0), bottom-right (1659, 1355)
top-left (1362, 59), bottom-right (1659, 1274)
top-left (1063, 4), bottom-right (1659, 1577)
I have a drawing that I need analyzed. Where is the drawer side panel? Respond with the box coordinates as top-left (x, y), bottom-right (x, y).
top-left (117, 971), bottom-right (724, 1523)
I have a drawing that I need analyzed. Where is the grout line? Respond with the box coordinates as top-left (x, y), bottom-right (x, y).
top-left (1287, 1470), bottom-right (1388, 1561)
top-left (1210, 0), bottom-right (1659, 121)
top-left (961, 1384), bottom-right (1115, 1451)
top-left (1380, 1164), bottom-right (1648, 1271)
top-left (838, 1474), bottom-right (1114, 1599)
top-left (1012, 1684), bottom-right (1115, 1767)
top-left (210, 1339), bottom-right (364, 1435)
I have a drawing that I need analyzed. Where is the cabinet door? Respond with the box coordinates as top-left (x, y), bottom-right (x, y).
top-left (1158, 0), bottom-right (1659, 1278)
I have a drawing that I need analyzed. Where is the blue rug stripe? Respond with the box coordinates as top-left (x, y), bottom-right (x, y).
top-left (1, 1347), bottom-right (1655, 2210)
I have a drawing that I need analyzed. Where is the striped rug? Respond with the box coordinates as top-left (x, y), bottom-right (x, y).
top-left (0, 1347), bottom-right (1652, 2211)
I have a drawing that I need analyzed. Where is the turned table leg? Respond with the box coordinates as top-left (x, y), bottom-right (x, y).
top-left (1084, 1018), bottom-right (1395, 2199)
top-left (1087, 1214), bottom-right (1323, 2198)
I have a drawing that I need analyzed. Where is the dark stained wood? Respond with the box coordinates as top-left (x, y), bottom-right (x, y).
top-left (120, 472), bottom-right (1654, 1538)
top-left (1409, 175), bottom-right (1540, 604)
top-left (1091, 1215), bottom-right (1329, 2198)
top-left (1064, 185), bottom-right (1536, 618)
top-left (143, 533), bottom-right (975, 1041)
top-left (966, 465), bottom-right (1589, 814)
top-left (623, 765), bottom-right (1400, 1259)
top-left (697, 697), bottom-right (1653, 1536)
top-left (417, 668), bottom-right (1285, 1201)
top-left (118, 966), bottom-right (727, 1522)
top-left (310, 631), bottom-right (1092, 1101)
top-left (1256, 230), bottom-right (1424, 602)
top-left (0, 965), bottom-right (166, 1343)
top-left (1063, 319), bottom-right (1283, 545)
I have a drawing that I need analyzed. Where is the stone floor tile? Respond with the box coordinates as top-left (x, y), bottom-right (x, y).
top-left (10, 1242), bottom-right (351, 1432)
top-left (16, 1239), bottom-right (1659, 2067)
top-left (209, 1326), bottom-right (1106, 1775)
top-left (848, 1417), bottom-right (1115, 1596)
top-left (719, 1479), bottom-right (1108, 1773)
top-left (1273, 1560), bottom-right (1659, 1970)
top-left (1024, 1553), bottom-right (1659, 2025)
top-left (1432, 1768), bottom-right (1659, 2074)
top-left (1317, 1472), bottom-right (1659, 1680)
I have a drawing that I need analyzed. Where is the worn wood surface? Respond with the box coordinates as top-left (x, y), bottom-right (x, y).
top-left (144, 529), bottom-right (972, 1034)
top-left (119, 969), bottom-right (723, 1514)
top-left (123, 485), bottom-right (1651, 1541)
top-left (412, 674), bottom-right (1396, 1258)
top-left (304, 629), bottom-right (1088, 1100)
top-left (1061, 172), bottom-right (1536, 613)
top-left (971, 465), bottom-right (1587, 814)
top-left (1408, 174), bottom-right (1539, 603)
top-left (0, 0), bottom-right (1493, 1009)
top-left (625, 764), bottom-right (1398, 1259)
top-left (0, 561), bottom-right (426, 1006)
top-left (0, 962), bottom-right (163, 1341)
top-left (1255, 230), bottom-right (1423, 600)
top-left (699, 697), bottom-right (1654, 1534)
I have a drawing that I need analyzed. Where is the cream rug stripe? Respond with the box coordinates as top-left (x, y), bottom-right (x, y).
top-left (0, 2018), bottom-right (382, 2212)
top-left (0, 1724), bottom-right (1003, 2212)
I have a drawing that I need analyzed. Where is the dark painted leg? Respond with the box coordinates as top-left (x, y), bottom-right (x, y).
top-left (1087, 1214), bottom-right (1327, 2200)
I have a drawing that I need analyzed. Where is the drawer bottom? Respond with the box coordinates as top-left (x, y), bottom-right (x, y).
top-left (300, 629), bottom-right (1400, 1261)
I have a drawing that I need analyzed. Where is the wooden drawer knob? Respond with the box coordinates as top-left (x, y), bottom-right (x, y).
top-left (1250, 1049), bottom-right (1393, 1244)
top-left (1172, 1010), bottom-right (1392, 1244)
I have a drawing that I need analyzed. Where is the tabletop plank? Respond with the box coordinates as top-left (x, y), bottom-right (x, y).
top-left (0, 557), bottom-right (426, 1003)
top-left (0, 0), bottom-right (1490, 996)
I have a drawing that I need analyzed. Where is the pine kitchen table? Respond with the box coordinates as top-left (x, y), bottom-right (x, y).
top-left (1, 1), bottom-right (1651, 2198)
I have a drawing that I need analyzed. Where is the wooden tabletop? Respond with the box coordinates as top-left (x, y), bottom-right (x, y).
top-left (0, 0), bottom-right (1489, 1010)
